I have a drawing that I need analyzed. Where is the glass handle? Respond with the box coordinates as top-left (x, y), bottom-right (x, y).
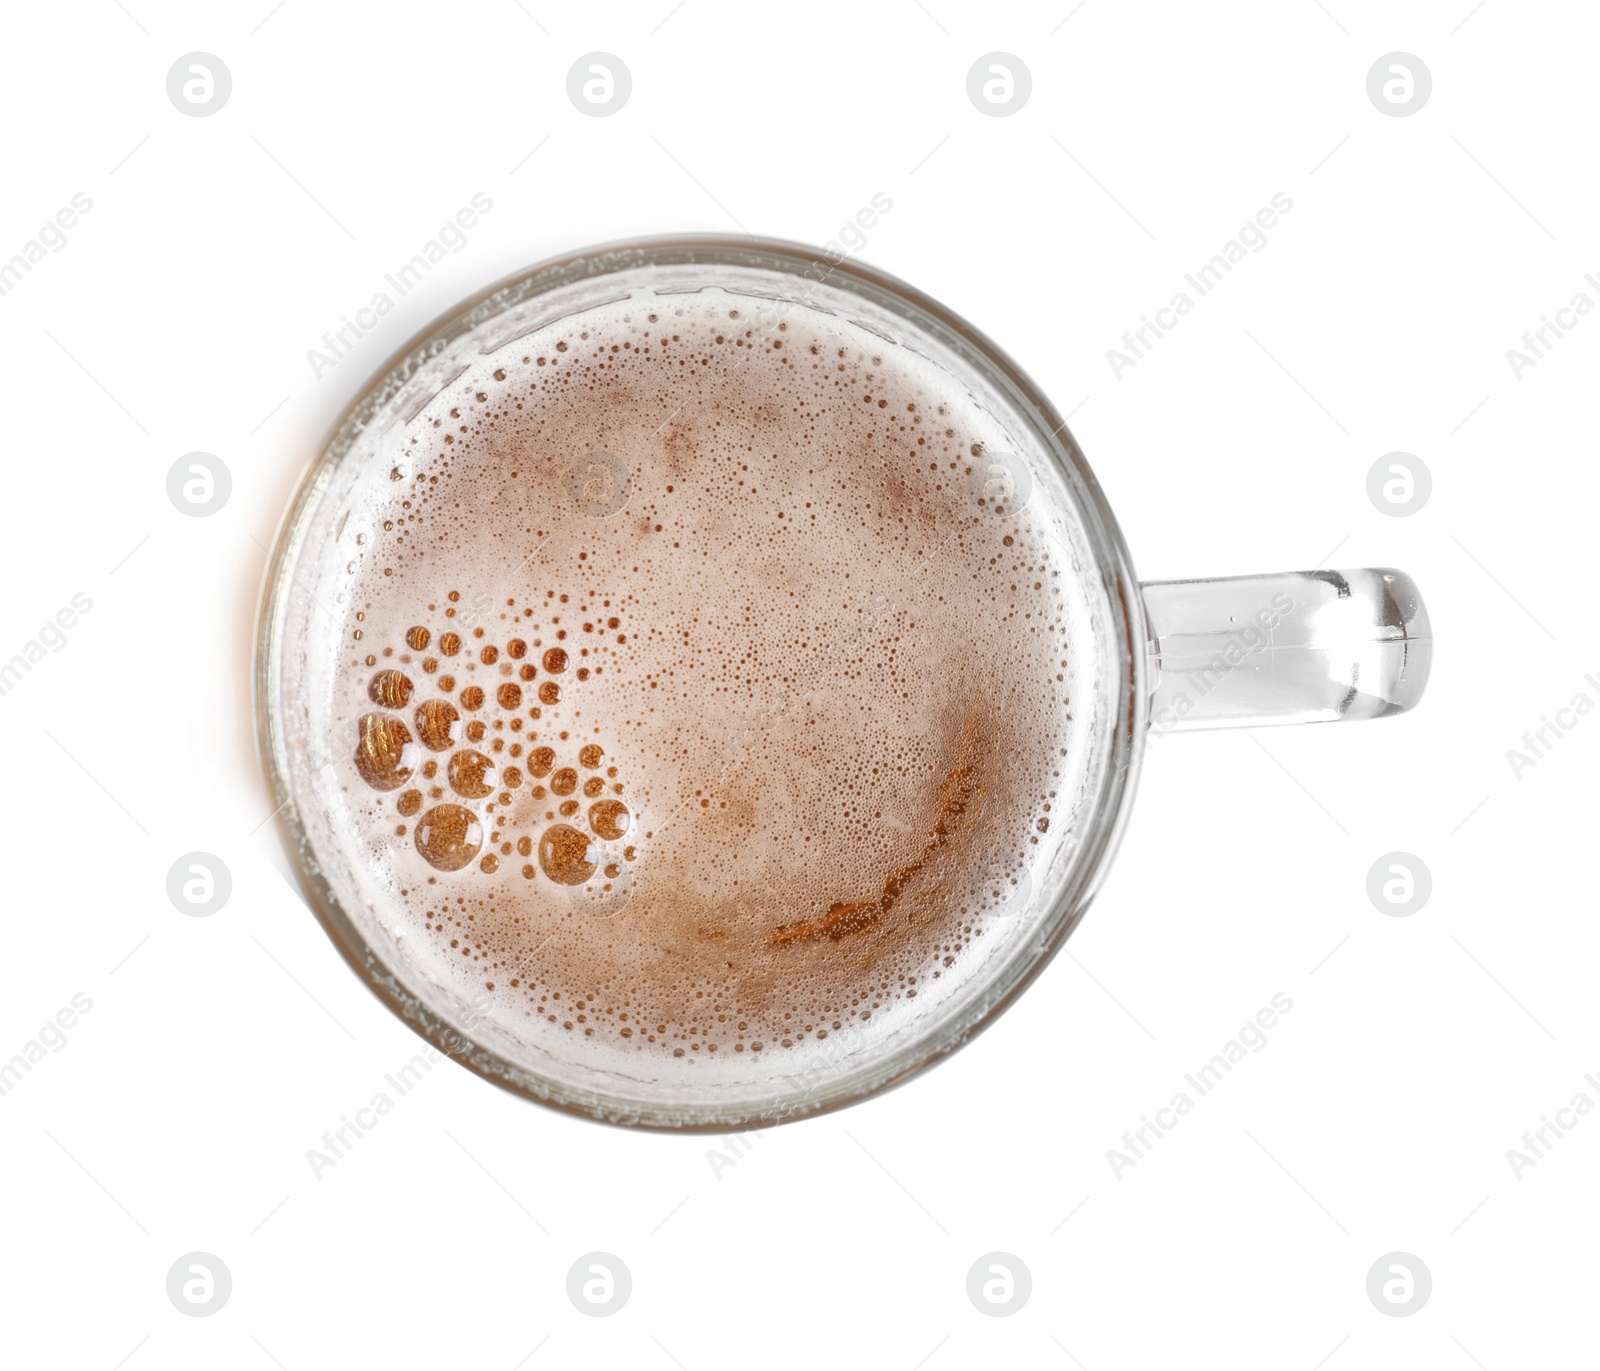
top-left (1141, 568), bottom-right (1431, 732)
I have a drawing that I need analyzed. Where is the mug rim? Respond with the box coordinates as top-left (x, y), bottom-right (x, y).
top-left (253, 232), bottom-right (1149, 1131)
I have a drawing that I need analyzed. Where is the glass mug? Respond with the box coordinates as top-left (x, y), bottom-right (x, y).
top-left (256, 236), bottom-right (1430, 1130)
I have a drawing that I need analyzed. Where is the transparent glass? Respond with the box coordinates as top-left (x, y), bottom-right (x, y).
top-left (255, 236), bottom-right (1430, 1130)
top-left (1143, 568), bottom-right (1431, 734)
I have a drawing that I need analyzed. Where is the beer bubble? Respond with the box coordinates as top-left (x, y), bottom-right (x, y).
top-left (448, 750), bottom-right (498, 799)
top-left (589, 799), bottom-right (630, 840)
top-left (414, 699), bottom-right (462, 751)
top-left (367, 669), bottom-right (414, 709)
top-left (355, 714), bottom-right (419, 791)
top-left (414, 804), bottom-right (483, 871)
top-left (540, 823), bottom-right (597, 884)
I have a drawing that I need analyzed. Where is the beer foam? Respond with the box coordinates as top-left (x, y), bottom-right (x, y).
top-left (286, 275), bottom-right (1112, 1106)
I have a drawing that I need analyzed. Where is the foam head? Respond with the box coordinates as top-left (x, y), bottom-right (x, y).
top-left (269, 253), bottom-right (1125, 1124)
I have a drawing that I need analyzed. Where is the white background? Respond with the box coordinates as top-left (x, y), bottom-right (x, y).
top-left (0, 1), bottom-right (1593, 1366)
